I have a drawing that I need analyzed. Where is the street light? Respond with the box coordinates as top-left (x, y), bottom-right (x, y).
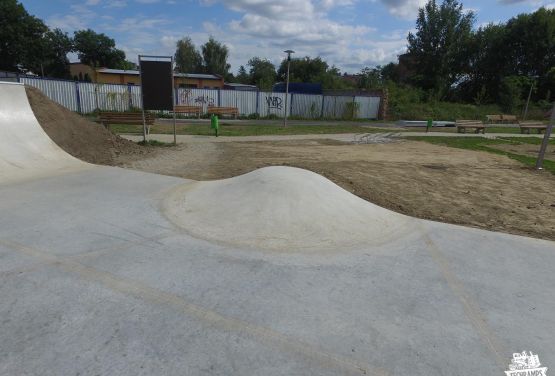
top-left (283, 50), bottom-right (295, 127)
top-left (523, 75), bottom-right (539, 121)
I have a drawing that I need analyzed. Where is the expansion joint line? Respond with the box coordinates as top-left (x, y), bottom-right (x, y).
top-left (0, 238), bottom-right (387, 376)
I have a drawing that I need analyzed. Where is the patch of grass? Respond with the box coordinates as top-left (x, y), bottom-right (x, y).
top-left (112, 123), bottom-right (387, 136)
top-left (137, 139), bottom-right (175, 147)
top-left (407, 136), bottom-right (555, 174)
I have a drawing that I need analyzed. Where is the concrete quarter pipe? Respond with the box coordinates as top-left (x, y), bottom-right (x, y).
top-left (1, 82), bottom-right (554, 375)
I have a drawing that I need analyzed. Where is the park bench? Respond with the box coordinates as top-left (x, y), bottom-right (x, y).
top-left (486, 114), bottom-right (503, 124)
top-left (501, 114), bottom-right (518, 123)
top-left (98, 111), bottom-right (155, 129)
top-left (456, 120), bottom-right (486, 134)
top-left (174, 105), bottom-right (202, 119)
top-left (207, 106), bottom-right (239, 119)
top-left (519, 121), bottom-right (547, 134)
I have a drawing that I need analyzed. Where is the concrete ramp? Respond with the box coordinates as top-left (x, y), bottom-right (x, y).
top-left (164, 166), bottom-right (416, 251)
top-left (0, 82), bottom-right (86, 184)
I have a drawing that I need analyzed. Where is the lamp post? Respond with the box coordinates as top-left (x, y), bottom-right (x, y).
top-left (283, 50), bottom-right (295, 127)
top-left (523, 75), bottom-right (539, 121)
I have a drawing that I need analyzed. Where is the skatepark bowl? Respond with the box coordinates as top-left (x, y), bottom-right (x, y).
top-left (1, 81), bottom-right (554, 375)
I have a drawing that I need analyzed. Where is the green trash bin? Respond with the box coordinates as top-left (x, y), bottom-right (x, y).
top-left (210, 114), bottom-right (219, 137)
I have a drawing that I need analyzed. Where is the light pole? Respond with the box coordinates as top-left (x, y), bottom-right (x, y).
top-left (523, 75), bottom-right (539, 121)
top-left (283, 50), bottom-right (294, 127)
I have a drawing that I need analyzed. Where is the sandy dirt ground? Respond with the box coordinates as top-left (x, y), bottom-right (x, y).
top-left (115, 138), bottom-right (555, 241)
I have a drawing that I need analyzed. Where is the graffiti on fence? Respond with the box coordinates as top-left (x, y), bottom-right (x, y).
top-left (265, 96), bottom-right (282, 110)
top-left (194, 95), bottom-right (215, 106)
top-left (179, 90), bottom-right (191, 104)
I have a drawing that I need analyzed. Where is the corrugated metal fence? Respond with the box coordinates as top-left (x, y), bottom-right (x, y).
top-left (19, 76), bottom-right (381, 119)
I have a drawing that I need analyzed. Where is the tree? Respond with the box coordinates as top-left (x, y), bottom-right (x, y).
top-left (236, 65), bottom-right (250, 84)
top-left (73, 29), bottom-right (127, 68)
top-left (247, 57), bottom-right (276, 90)
top-left (36, 28), bottom-right (74, 78)
top-left (277, 56), bottom-right (328, 83)
top-left (0, 0), bottom-right (47, 72)
top-left (201, 36), bottom-right (230, 77)
top-left (358, 66), bottom-right (384, 89)
top-left (175, 37), bottom-right (202, 73)
top-left (407, 0), bottom-right (475, 98)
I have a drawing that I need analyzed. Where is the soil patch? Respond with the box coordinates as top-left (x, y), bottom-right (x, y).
top-left (117, 139), bottom-right (555, 241)
top-left (26, 86), bottom-right (151, 165)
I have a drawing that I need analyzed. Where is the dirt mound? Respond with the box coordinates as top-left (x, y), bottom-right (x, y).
top-left (25, 86), bottom-right (148, 165)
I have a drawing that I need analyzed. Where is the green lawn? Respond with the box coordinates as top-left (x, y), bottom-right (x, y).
top-left (111, 123), bottom-right (392, 136)
top-left (407, 136), bottom-right (555, 174)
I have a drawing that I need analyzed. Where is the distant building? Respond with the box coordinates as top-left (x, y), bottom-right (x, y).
top-left (69, 63), bottom-right (224, 89)
top-left (224, 83), bottom-right (258, 91)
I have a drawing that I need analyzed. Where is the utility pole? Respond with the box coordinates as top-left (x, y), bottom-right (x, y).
top-left (283, 50), bottom-right (294, 127)
top-left (535, 101), bottom-right (554, 170)
top-left (523, 75), bottom-right (538, 121)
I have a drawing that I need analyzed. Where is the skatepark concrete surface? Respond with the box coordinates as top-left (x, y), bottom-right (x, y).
top-left (1, 81), bottom-right (555, 375)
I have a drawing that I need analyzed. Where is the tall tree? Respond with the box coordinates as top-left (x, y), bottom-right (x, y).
top-left (201, 36), bottom-right (230, 77)
top-left (247, 57), bottom-right (276, 90)
top-left (73, 29), bottom-right (127, 68)
top-left (174, 37), bottom-right (202, 73)
top-left (236, 65), bottom-right (250, 84)
top-left (277, 56), bottom-right (328, 83)
top-left (0, 0), bottom-right (47, 72)
top-left (36, 28), bottom-right (74, 78)
top-left (407, 0), bottom-right (475, 98)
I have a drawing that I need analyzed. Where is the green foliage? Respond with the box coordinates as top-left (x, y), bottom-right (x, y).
top-left (236, 66), bottom-right (250, 84)
top-left (73, 29), bottom-right (127, 68)
top-left (175, 37), bottom-right (203, 73)
top-left (343, 102), bottom-right (360, 120)
top-left (201, 36), bottom-right (231, 77)
top-left (499, 76), bottom-right (531, 113)
top-left (33, 28), bottom-right (73, 78)
top-left (407, 0), bottom-right (475, 98)
top-left (0, 0), bottom-right (47, 72)
top-left (247, 57), bottom-right (276, 90)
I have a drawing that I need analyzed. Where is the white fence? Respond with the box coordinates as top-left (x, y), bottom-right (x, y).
top-left (20, 76), bottom-right (381, 119)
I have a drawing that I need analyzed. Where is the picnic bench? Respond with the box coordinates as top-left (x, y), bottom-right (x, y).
top-left (174, 105), bottom-right (202, 118)
top-left (502, 114), bottom-right (518, 123)
top-left (519, 121), bottom-right (547, 134)
top-left (98, 111), bottom-right (155, 129)
top-left (486, 115), bottom-right (503, 124)
top-left (207, 106), bottom-right (239, 119)
top-left (486, 114), bottom-right (519, 124)
top-left (456, 120), bottom-right (486, 134)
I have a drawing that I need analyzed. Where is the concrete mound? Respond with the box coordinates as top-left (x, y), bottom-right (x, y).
top-left (163, 166), bottom-right (414, 251)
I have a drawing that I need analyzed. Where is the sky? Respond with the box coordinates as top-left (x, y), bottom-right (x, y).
top-left (20, 0), bottom-right (555, 74)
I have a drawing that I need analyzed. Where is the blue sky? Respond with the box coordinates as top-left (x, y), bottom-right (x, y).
top-left (20, 0), bottom-right (555, 73)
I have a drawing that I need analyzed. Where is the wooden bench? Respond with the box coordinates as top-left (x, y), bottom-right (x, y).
top-left (98, 112), bottom-right (155, 129)
top-left (502, 114), bottom-right (518, 123)
top-left (519, 121), bottom-right (547, 134)
top-left (207, 106), bottom-right (239, 119)
top-left (174, 105), bottom-right (202, 118)
top-left (456, 120), bottom-right (486, 134)
top-left (486, 115), bottom-right (503, 124)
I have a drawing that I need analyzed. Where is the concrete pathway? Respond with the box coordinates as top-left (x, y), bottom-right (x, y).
top-left (122, 131), bottom-right (552, 144)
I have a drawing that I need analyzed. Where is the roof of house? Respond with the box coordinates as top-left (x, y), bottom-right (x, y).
top-left (95, 68), bottom-right (221, 80)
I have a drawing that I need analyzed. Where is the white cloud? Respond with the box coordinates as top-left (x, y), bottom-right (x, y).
top-left (197, 0), bottom-right (398, 72)
top-left (376, 0), bottom-right (427, 19)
